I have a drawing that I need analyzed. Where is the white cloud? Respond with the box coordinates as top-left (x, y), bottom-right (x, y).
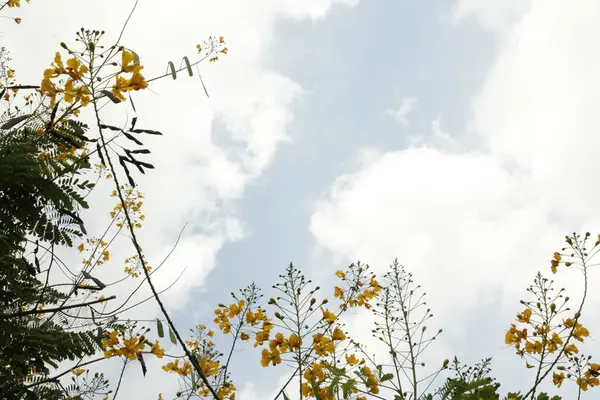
top-left (310, 0), bottom-right (600, 392)
top-left (6, 0), bottom-right (357, 309)
top-left (452, 0), bottom-right (533, 35)
top-left (4, 0), bottom-right (359, 395)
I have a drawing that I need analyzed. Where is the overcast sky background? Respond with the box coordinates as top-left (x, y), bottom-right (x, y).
top-left (6, 0), bottom-right (600, 398)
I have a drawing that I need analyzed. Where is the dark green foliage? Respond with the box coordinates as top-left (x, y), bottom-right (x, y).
top-left (0, 113), bottom-right (100, 399)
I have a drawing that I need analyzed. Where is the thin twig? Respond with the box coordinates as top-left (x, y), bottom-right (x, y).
top-left (1, 296), bottom-right (115, 319)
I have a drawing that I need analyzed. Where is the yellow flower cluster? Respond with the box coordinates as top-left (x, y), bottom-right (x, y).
top-left (123, 254), bottom-right (152, 278)
top-left (213, 300), bottom-right (275, 350)
top-left (334, 269), bottom-right (381, 310)
top-left (111, 49), bottom-right (148, 102)
top-left (162, 360), bottom-right (192, 376)
top-left (101, 329), bottom-right (165, 361)
top-left (506, 308), bottom-right (594, 391)
top-left (40, 52), bottom-right (91, 108)
top-left (78, 237), bottom-right (110, 267)
top-left (110, 185), bottom-right (145, 229)
top-left (196, 35), bottom-right (228, 63)
top-left (259, 331), bottom-right (303, 367)
top-left (102, 331), bottom-right (143, 360)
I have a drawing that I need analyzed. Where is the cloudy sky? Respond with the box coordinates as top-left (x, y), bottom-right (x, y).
top-left (8, 0), bottom-right (600, 398)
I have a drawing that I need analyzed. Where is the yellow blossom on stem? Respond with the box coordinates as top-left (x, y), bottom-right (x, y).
top-left (346, 354), bottom-right (359, 366)
top-left (564, 343), bottom-right (579, 355)
top-left (516, 308), bottom-right (532, 323)
top-left (289, 333), bottom-right (302, 351)
top-left (321, 307), bottom-right (337, 324)
top-left (552, 372), bottom-right (565, 388)
top-left (150, 341), bottom-right (165, 358)
top-left (332, 327), bottom-right (346, 341)
top-left (260, 348), bottom-right (281, 367)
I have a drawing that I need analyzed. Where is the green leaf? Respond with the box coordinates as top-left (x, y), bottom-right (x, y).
top-left (380, 373), bottom-right (394, 382)
top-left (156, 319), bottom-right (164, 338)
top-left (1, 114), bottom-right (31, 129)
top-left (182, 56), bottom-right (193, 77)
top-left (169, 327), bottom-right (176, 344)
top-left (282, 391), bottom-right (291, 400)
top-left (168, 61), bottom-right (176, 80)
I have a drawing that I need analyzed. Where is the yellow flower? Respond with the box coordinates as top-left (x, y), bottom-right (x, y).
top-left (240, 332), bottom-right (250, 341)
top-left (573, 324), bottom-right (589, 342)
top-left (219, 36), bottom-right (225, 43)
top-left (151, 341), bottom-right (165, 358)
top-left (254, 330), bottom-right (270, 347)
top-left (335, 270), bottom-right (345, 279)
top-left (112, 75), bottom-right (129, 102)
top-left (121, 49), bottom-right (137, 73)
top-left (346, 354), bottom-right (359, 366)
top-left (102, 330), bottom-right (119, 348)
top-left (334, 286), bottom-right (345, 299)
top-left (289, 333), bottom-right (302, 351)
top-left (312, 333), bottom-right (335, 357)
top-left (505, 324), bottom-right (527, 346)
top-left (524, 340), bottom-right (542, 354)
top-left (7, 69), bottom-right (15, 78)
top-left (71, 368), bottom-right (85, 376)
top-left (199, 357), bottom-right (220, 376)
top-left (260, 348), bottom-right (281, 367)
top-left (303, 362), bottom-right (325, 382)
top-left (120, 336), bottom-right (146, 360)
top-left (585, 363), bottom-right (600, 383)
top-left (40, 77), bottom-right (60, 107)
top-left (63, 79), bottom-right (91, 106)
top-left (564, 343), bottom-right (579, 355)
top-left (546, 332), bottom-right (563, 353)
top-left (332, 327), bottom-right (346, 341)
top-left (551, 260), bottom-right (558, 273)
top-left (77, 243), bottom-right (84, 252)
top-left (564, 318), bottom-right (576, 328)
top-left (126, 68), bottom-right (148, 91)
top-left (553, 372), bottom-right (565, 388)
top-left (321, 307), bottom-right (337, 324)
top-left (66, 57), bottom-right (89, 81)
top-left (516, 308), bottom-right (532, 323)
top-left (269, 332), bottom-right (289, 352)
top-left (228, 300), bottom-right (245, 318)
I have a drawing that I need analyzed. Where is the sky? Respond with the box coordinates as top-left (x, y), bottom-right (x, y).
top-left (7, 0), bottom-right (600, 398)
